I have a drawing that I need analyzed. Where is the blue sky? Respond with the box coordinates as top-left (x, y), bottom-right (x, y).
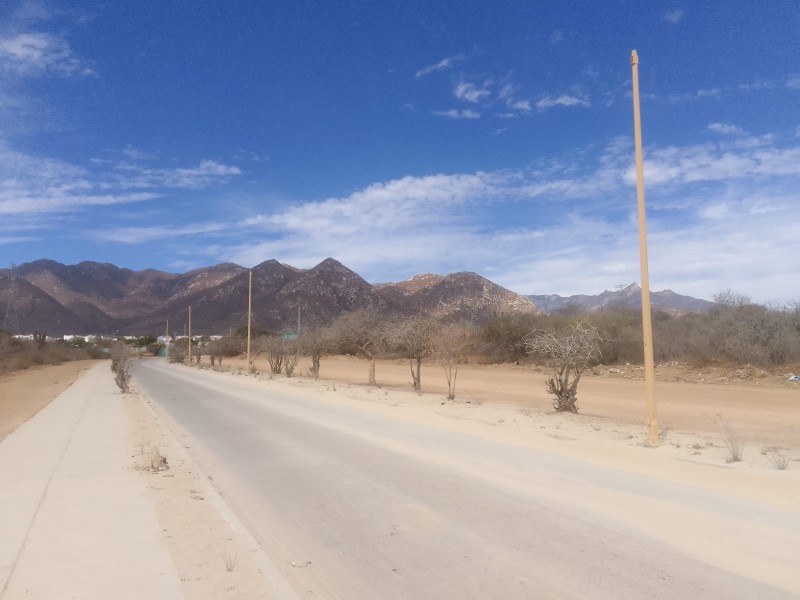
top-left (1, 1), bottom-right (799, 304)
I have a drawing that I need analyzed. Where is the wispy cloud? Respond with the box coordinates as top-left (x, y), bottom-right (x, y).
top-left (415, 55), bottom-right (461, 78)
top-left (0, 32), bottom-right (95, 77)
top-left (0, 140), bottom-right (240, 223)
top-left (509, 99), bottom-right (531, 111)
top-left (114, 160), bottom-right (242, 189)
top-left (663, 9), bottom-right (685, 24)
top-left (549, 30), bottom-right (565, 44)
top-left (708, 122), bottom-right (746, 136)
top-left (535, 95), bottom-right (590, 110)
top-left (669, 87), bottom-right (722, 102)
top-left (624, 141), bottom-right (800, 186)
top-left (0, 235), bottom-right (39, 245)
top-left (787, 75), bottom-right (800, 89)
top-left (454, 80), bottom-right (492, 103)
top-left (121, 145), bottom-right (156, 161)
top-left (432, 109), bottom-right (480, 119)
top-left (90, 223), bottom-right (228, 244)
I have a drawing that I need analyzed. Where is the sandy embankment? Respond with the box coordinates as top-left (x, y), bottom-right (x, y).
top-left (213, 353), bottom-right (800, 457)
top-left (0, 360), bottom-right (99, 442)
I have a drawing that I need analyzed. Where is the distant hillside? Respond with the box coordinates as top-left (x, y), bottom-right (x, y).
top-left (527, 283), bottom-right (713, 315)
top-left (0, 258), bottom-right (539, 336)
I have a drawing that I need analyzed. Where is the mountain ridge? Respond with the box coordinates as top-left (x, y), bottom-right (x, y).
top-left (527, 283), bottom-right (713, 314)
top-left (1, 258), bottom-right (538, 335)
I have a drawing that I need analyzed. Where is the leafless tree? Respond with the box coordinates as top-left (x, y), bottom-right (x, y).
top-left (299, 324), bottom-right (335, 379)
top-left (206, 336), bottom-right (240, 367)
top-left (110, 341), bottom-right (132, 393)
top-left (330, 308), bottom-right (386, 386)
top-left (284, 341), bottom-right (299, 377)
top-left (434, 322), bottom-right (474, 400)
top-left (389, 315), bottom-right (440, 393)
top-left (32, 331), bottom-right (47, 349)
top-left (524, 321), bottom-right (601, 413)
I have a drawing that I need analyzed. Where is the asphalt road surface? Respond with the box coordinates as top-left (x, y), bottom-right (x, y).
top-left (133, 360), bottom-right (799, 599)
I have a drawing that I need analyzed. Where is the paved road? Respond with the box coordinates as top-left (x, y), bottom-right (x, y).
top-left (133, 360), bottom-right (799, 599)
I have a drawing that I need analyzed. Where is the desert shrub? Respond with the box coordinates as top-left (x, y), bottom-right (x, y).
top-left (111, 341), bottom-right (132, 392)
top-left (525, 321), bottom-right (601, 413)
top-left (478, 313), bottom-right (541, 363)
top-left (0, 332), bottom-right (92, 376)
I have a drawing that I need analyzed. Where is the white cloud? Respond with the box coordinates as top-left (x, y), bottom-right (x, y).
top-left (535, 95), bottom-right (590, 109)
top-left (415, 55), bottom-right (461, 78)
top-left (708, 122), bottom-right (746, 136)
top-left (0, 235), bottom-right (39, 245)
top-left (549, 30), bottom-right (565, 44)
top-left (116, 159), bottom-right (243, 189)
top-left (509, 99), bottom-right (531, 111)
top-left (0, 142), bottom-right (239, 221)
top-left (696, 87), bottom-right (720, 98)
top-left (432, 109), bottom-right (480, 119)
top-left (91, 223), bottom-right (228, 244)
top-left (622, 141), bottom-right (800, 186)
top-left (498, 84), bottom-right (516, 99)
top-left (454, 81), bottom-right (491, 103)
top-left (787, 75), bottom-right (800, 89)
top-left (663, 9), bottom-right (684, 24)
top-left (670, 87), bottom-right (722, 102)
top-left (0, 32), bottom-right (94, 77)
top-left (121, 145), bottom-right (155, 161)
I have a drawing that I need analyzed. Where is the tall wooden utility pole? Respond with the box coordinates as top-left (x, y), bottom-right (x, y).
top-left (165, 319), bottom-right (169, 360)
top-left (246, 270), bottom-right (253, 373)
top-left (188, 306), bottom-right (192, 365)
top-left (630, 50), bottom-right (660, 444)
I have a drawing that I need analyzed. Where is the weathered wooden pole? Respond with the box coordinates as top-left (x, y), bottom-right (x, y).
top-left (246, 270), bottom-right (253, 373)
top-left (630, 50), bottom-right (660, 444)
top-left (187, 306), bottom-right (192, 365)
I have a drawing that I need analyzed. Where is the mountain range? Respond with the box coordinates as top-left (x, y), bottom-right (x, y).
top-left (0, 259), bottom-right (714, 336)
top-left (0, 258), bottom-right (539, 336)
top-left (527, 283), bottom-right (713, 314)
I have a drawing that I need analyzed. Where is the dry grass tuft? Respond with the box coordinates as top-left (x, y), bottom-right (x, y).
top-left (223, 551), bottom-right (238, 572)
top-left (769, 454), bottom-right (791, 470)
top-left (721, 419), bottom-right (745, 463)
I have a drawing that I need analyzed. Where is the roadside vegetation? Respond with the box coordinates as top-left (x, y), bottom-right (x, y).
top-left (0, 331), bottom-right (100, 377)
top-left (167, 290), bottom-right (799, 416)
top-left (0, 332), bottom-right (164, 378)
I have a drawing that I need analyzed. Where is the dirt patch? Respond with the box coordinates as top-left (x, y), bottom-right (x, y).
top-left (193, 353), bottom-right (800, 455)
top-left (0, 359), bottom-right (101, 442)
top-left (125, 384), bottom-right (281, 599)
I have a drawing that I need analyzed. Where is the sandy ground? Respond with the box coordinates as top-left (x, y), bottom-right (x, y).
top-left (152, 358), bottom-right (800, 596)
top-left (0, 360), bottom-right (99, 442)
top-left (212, 353), bottom-right (800, 460)
top-left (2, 355), bottom-right (799, 597)
top-left (125, 381), bottom-right (285, 599)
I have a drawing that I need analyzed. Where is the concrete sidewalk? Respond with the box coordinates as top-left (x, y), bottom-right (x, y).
top-left (0, 363), bottom-right (183, 599)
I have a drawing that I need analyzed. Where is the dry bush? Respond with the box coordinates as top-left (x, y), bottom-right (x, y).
top-left (330, 308), bottom-right (386, 386)
top-left (111, 341), bottom-right (132, 393)
top-left (388, 315), bottom-right (440, 393)
top-left (434, 322), bottom-right (474, 400)
top-left (478, 313), bottom-right (541, 363)
top-left (299, 323), bottom-right (335, 379)
top-left (0, 333), bottom-right (90, 376)
top-left (525, 321), bottom-right (601, 413)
